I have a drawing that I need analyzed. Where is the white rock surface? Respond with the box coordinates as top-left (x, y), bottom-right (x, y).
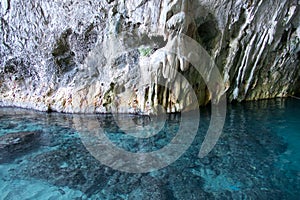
top-left (0, 0), bottom-right (299, 113)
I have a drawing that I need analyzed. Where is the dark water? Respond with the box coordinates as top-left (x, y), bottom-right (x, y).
top-left (0, 98), bottom-right (299, 199)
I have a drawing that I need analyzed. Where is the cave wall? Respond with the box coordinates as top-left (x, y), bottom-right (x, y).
top-left (0, 0), bottom-right (299, 113)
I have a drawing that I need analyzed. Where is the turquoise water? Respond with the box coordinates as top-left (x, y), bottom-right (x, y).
top-left (0, 98), bottom-right (299, 199)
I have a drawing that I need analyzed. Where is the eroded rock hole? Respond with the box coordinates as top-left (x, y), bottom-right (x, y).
top-left (197, 19), bottom-right (220, 52)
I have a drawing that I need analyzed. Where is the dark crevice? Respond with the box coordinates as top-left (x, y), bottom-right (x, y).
top-left (197, 16), bottom-right (220, 53)
top-left (52, 28), bottom-right (76, 76)
top-left (230, 8), bottom-right (246, 39)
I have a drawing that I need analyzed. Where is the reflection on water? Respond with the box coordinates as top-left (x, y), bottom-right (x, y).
top-left (0, 98), bottom-right (299, 199)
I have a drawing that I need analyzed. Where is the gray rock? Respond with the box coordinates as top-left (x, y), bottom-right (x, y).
top-left (0, 0), bottom-right (299, 113)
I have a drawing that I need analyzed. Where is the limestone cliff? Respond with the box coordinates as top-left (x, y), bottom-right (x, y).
top-left (0, 0), bottom-right (299, 113)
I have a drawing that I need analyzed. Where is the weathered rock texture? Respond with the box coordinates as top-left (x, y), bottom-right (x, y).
top-left (0, 0), bottom-right (299, 113)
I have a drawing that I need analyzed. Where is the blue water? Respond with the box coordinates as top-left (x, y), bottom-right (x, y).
top-left (0, 98), bottom-right (299, 199)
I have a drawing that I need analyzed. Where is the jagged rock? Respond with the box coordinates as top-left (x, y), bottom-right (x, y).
top-left (0, 0), bottom-right (299, 113)
top-left (0, 131), bottom-right (42, 163)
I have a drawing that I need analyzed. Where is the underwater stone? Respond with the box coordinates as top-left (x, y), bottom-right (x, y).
top-left (0, 131), bottom-right (42, 163)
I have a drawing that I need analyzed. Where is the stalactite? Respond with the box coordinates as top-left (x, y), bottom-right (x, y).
top-left (0, 0), bottom-right (299, 113)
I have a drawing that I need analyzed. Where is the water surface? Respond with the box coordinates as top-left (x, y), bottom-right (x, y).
top-left (0, 98), bottom-right (299, 199)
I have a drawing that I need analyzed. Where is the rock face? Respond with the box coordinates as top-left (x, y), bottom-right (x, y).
top-left (0, 0), bottom-right (299, 113)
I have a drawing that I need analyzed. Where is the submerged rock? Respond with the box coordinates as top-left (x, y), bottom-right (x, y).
top-left (0, 131), bottom-right (42, 163)
top-left (20, 143), bottom-right (109, 197)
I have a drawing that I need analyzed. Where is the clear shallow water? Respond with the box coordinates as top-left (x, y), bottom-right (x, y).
top-left (0, 98), bottom-right (299, 199)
